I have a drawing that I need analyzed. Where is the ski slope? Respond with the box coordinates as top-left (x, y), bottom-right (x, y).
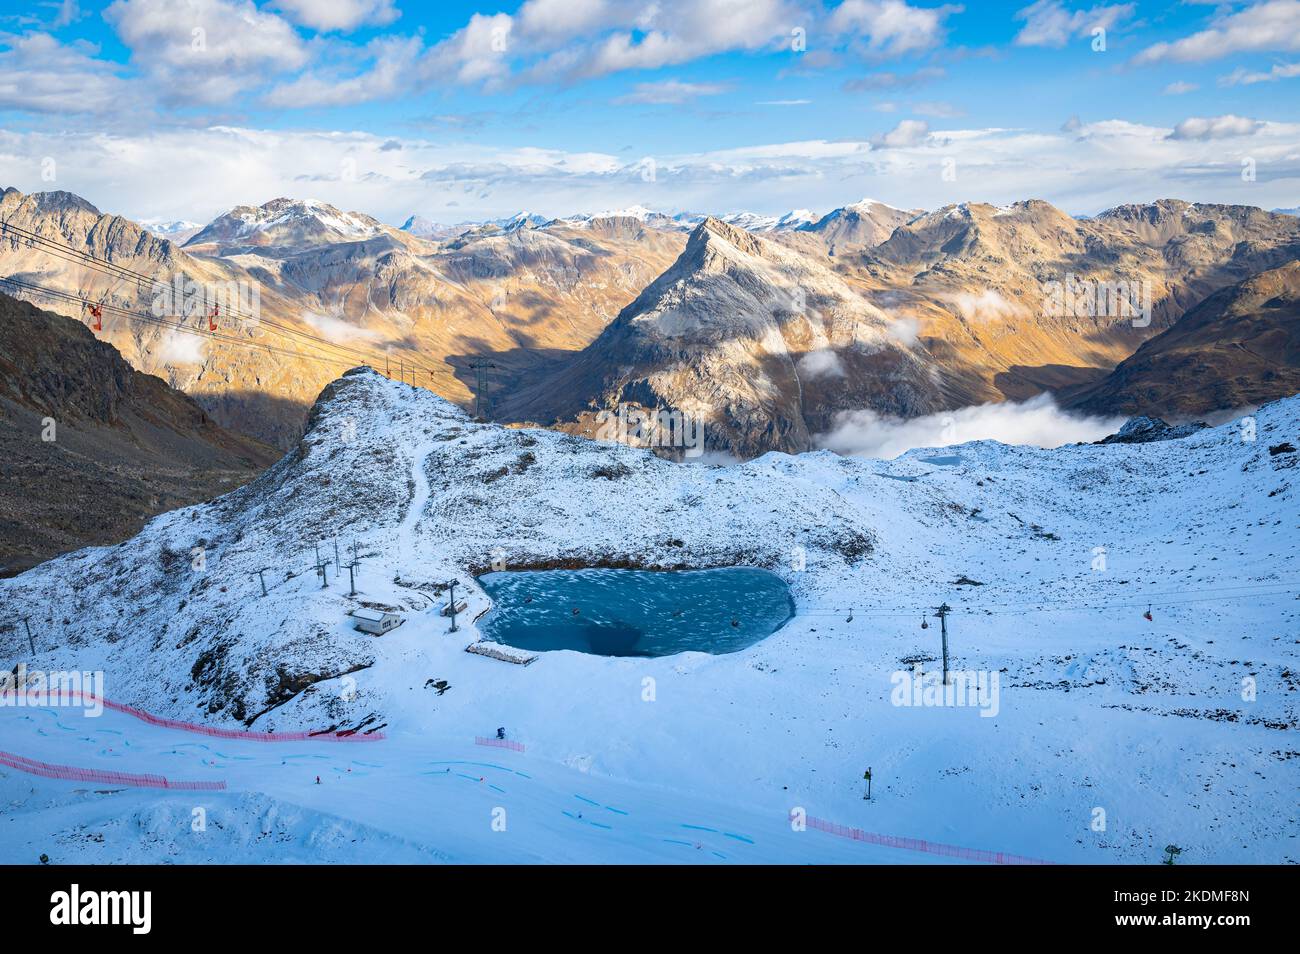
top-left (1, 369), bottom-right (1296, 864)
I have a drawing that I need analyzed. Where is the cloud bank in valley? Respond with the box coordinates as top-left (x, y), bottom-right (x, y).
top-left (815, 394), bottom-right (1127, 460)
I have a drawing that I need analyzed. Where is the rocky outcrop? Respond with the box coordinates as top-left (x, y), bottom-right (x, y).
top-left (1096, 416), bottom-right (1207, 445)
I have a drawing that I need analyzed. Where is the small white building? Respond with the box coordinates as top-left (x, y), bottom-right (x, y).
top-left (351, 607), bottom-right (404, 635)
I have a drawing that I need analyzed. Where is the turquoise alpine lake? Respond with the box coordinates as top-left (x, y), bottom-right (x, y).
top-left (475, 567), bottom-right (796, 657)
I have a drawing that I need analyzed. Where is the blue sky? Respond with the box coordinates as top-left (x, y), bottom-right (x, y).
top-left (1, 0), bottom-right (1298, 224)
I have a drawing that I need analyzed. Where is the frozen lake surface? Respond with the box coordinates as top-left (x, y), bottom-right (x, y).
top-left (476, 567), bottom-right (795, 657)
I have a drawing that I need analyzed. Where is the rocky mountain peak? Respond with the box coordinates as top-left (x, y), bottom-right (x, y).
top-left (691, 215), bottom-right (767, 258)
top-left (17, 189), bottom-right (102, 216)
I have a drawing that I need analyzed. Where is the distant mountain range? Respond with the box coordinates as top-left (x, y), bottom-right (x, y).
top-left (402, 204), bottom-right (828, 238)
top-left (3, 186), bottom-right (1300, 461)
top-left (140, 218), bottom-right (204, 244)
top-left (499, 199), bottom-right (1300, 455)
top-left (185, 197), bottom-right (387, 252)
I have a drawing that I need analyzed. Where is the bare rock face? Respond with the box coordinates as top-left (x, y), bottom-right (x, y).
top-left (497, 200), bottom-right (1300, 457)
top-left (0, 292), bottom-right (276, 575)
top-left (0, 185), bottom-right (327, 449)
top-left (858, 198), bottom-right (1300, 404)
top-left (6, 185), bottom-right (1300, 461)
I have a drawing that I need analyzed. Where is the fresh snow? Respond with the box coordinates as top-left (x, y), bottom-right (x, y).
top-left (139, 219), bottom-right (203, 235)
top-left (553, 207), bottom-right (817, 233)
top-left (1, 368), bottom-right (1296, 865)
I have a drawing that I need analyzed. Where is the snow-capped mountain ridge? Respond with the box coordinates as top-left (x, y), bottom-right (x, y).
top-left (186, 198), bottom-right (387, 249)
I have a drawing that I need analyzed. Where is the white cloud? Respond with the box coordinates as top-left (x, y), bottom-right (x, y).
top-left (3, 115), bottom-right (1300, 231)
top-left (272, 0), bottom-right (399, 32)
top-left (913, 100), bottom-right (964, 118)
top-left (798, 348), bottom-right (846, 378)
top-left (830, 0), bottom-right (963, 57)
top-left (104, 0), bottom-right (310, 105)
top-left (48, 0), bottom-right (83, 28)
top-left (871, 118), bottom-right (932, 148)
top-left (1167, 114), bottom-right (1264, 141)
top-left (614, 80), bottom-right (731, 104)
top-left (1163, 80), bottom-right (1198, 95)
top-left (528, 0), bottom-right (802, 81)
top-left (884, 315), bottom-right (921, 345)
top-left (265, 35), bottom-right (423, 107)
top-left (1219, 62), bottom-right (1300, 86)
top-left (843, 66), bottom-right (945, 91)
top-left (422, 12), bottom-right (514, 88)
top-left (1134, 0), bottom-right (1300, 65)
top-left (0, 33), bottom-right (133, 114)
top-left (1014, 0), bottom-right (1134, 48)
top-left (816, 394), bottom-right (1125, 459)
top-left (302, 311), bottom-right (383, 344)
top-left (944, 288), bottom-right (1023, 323)
top-left (514, 0), bottom-right (626, 44)
top-left (157, 329), bottom-right (207, 365)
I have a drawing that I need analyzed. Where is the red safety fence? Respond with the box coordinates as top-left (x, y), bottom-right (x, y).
top-left (52, 692), bottom-right (385, 743)
top-left (0, 749), bottom-right (226, 791)
top-left (801, 813), bottom-right (1054, 865)
top-left (475, 736), bottom-right (525, 753)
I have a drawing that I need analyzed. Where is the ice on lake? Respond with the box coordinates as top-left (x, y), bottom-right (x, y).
top-left (476, 567), bottom-right (795, 657)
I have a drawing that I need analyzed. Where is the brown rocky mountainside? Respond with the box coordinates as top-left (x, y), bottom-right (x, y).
top-left (853, 199), bottom-right (1300, 404)
top-left (6, 186), bottom-right (1300, 461)
top-left (1067, 260), bottom-right (1300, 418)
top-left (498, 217), bottom-right (942, 456)
top-left (497, 202), bottom-right (1300, 457)
top-left (0, 292), bottom-right (278, 575)
top-left (0, 187), bottom-right (684, 449)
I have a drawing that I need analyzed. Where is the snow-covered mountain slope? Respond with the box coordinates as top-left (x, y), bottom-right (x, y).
top-left (1, 368), bottom-right (1296, 864)
top-left (715, 210), bottom-right (820, 233)
top-left (550, 207), bottom-right (816, 234)
top-left (139, 218), bottom-right (204, 244)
